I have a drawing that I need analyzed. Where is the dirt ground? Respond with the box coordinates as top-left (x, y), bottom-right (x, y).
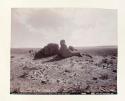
top-left (10, 47), bottom-right (117, 94)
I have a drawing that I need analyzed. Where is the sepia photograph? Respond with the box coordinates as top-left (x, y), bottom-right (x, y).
top-left (10, 8), bottom-right (117, 95)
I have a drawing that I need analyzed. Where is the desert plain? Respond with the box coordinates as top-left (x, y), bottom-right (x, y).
top-left (10, 46), bottom-right (117, 94)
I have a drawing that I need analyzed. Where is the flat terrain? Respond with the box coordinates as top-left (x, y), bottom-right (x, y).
top-left (10, 46), bottom-right (117, 94)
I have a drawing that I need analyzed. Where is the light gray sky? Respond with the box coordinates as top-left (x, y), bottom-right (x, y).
top-left (11, 8), bottom-right (117, 48)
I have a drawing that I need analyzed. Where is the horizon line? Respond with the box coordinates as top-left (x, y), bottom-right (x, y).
top-left (11, 45), bottom-right (118, 49)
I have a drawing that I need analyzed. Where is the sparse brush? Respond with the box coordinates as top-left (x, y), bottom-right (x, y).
top-left (99, 74), bottom-right (109, 80)
top-left (66, 85), bottom-right (89, 94)
top-left (11, 56), bottom-right (15, 58)
top-left (11, 87), bottom-right (20, 94)
top-left (64, 69), bottom-right (71, 73)
top-left (19, 72), bottom-right (28, 78)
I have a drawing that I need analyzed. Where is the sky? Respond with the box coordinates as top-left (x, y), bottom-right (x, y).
top-left (11, 8), bottom-right (117, 48)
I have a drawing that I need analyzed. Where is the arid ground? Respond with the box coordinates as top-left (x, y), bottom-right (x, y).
top-left (10, 46), bottom-right (117, 94)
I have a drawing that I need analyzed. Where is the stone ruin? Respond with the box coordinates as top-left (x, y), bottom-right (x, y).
top-left (34, 43), bottom-right (59, 59)
top-left (32, 41), bottom-right (92, 60)
top-left (68, 46), bottom-right (77, 51)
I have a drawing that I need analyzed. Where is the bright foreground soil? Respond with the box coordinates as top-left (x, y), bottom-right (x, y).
top-left (10, 47), bottom-right (117, 94)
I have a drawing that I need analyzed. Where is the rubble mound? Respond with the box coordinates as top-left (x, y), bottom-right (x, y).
top-left (68, 46), bottom-right (77, 51)
top-left (34, 43), bottom-right (59, 59)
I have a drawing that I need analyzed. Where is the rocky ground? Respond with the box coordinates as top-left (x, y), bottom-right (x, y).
top-left (10, 47), bottom-right (117, 94)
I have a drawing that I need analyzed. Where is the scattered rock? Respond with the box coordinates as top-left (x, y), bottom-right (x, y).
top-left (41, 80), bottom-right (48, 84)
top-left (99, 74), bottom-right (109, 80)
top-left (81, 66), bottom-right (84, 69)
top-left (11, 56), bottom-right (15, 58)
top-left (112, 69), bottom-right (117, 73)
top-left (57, 87), bottom-right (64, 93)
top-left (64, 69), bottom-right (71, 73)
top-left (57, 79), bottom-right (60, 83)
top-left (74, 73), bottom-right (77, 76)
top-left (23, 66), bottom-right (38, 70)
top-left (18, 72), bottom-right (28, 78)
top-left (111, 56), bottom-right (116, 59)
top-left (92, 77), bottom-right (97, 80)
top-left (20, 57), bottom-right (24, 59)
top-left (69, 46), bottom-right (77, 51)
top-left (85, 54), bottom-right (93, 58)
top-left (23, 66), bottom-right (29, 70)
top-left (10, 88), bottom-right (20, 94)
top-left (11, 46), bottom-right (117, 94)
